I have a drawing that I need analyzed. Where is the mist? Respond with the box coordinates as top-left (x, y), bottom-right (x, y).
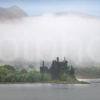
top-left (0, 14), bottom-right (100, 67)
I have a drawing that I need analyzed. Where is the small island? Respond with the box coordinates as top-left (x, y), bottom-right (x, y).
top-left (0, 57), bottom-right (87, 84)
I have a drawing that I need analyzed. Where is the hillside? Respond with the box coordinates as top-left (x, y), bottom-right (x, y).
top-left (76, 67), bottom-right (100, 79)
top-left (0, 6), bottom-right (28, 20)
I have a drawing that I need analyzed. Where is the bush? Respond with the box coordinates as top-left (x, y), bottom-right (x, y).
top-left (40, 73), bottom-right (52, 81)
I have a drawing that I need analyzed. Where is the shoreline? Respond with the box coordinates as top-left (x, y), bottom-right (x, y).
top-left (0, 81), bottom-right (89, 84)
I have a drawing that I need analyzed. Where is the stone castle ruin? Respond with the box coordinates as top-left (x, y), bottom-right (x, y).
top-left (40, 57), bottom-right (75, 80)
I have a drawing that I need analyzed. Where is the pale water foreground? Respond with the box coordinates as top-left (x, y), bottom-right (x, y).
top-left (0, 79), bottom-right (100, 100)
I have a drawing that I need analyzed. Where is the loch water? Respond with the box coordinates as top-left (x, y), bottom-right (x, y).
top-left (0, 79), bottom-right (100, 100)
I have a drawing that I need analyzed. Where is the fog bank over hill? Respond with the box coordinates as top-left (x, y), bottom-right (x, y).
top-left (0, 12), bottom-right (100, 67)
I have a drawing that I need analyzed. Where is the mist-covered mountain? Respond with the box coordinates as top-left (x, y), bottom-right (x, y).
top-left (0, 6), bottom-right (28, 20)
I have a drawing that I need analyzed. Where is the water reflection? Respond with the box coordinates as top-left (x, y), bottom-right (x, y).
top-left (0, 83), bottom-right (89, 89)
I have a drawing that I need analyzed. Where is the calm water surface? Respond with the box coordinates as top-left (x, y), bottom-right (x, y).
top-left (0, 79), bottom-right (100, 100)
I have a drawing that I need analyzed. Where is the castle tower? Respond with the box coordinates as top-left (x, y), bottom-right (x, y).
top-left (42, 61), bottom-right (45, 67)
top-left (64, 57), bottom-right (66, 61)
top-left (56, 57), bottom-right (59, 62)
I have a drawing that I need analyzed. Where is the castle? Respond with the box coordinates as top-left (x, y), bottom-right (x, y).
top-left (40, 57), bottom-right (75, 80)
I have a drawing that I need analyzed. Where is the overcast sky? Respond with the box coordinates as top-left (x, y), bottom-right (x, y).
top-left (0, 0), bottom-right (100, 16)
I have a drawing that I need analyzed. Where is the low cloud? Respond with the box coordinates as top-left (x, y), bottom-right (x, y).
top-left (0, 14), bottom-right (100, 67)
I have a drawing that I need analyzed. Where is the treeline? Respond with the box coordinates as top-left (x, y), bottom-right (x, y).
top-left (0, 65), bottom-right (51, 82)
top-left (76, 67), bottom-right (100, 79)
top-left (0, 64), bottom-right (76, 83)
